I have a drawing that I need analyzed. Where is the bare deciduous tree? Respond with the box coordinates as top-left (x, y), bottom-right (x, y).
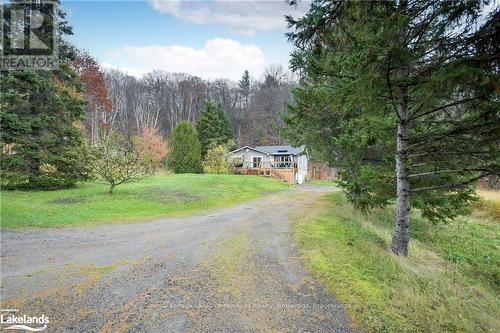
top-left (102, 66), bottom-right (296, 148)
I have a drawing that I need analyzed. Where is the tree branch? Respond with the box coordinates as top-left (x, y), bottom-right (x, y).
top-left (410, 172), bottom-right (493, 193)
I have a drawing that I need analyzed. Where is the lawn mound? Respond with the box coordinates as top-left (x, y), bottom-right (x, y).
top-left (1, 174), bottom-right (287, 228)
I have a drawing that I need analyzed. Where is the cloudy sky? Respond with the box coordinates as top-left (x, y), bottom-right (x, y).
top-left (63, 0), bottom-right (311, 80)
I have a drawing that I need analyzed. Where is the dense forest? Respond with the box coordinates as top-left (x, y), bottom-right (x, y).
top-left (89, 64), bottom-right (296, 147)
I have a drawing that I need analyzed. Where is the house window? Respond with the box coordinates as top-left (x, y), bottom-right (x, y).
top-left (275, 155), bottom-right (292, 168)
top-left (252, 156), bottom-right (262, 168)
top-left (232, 156), bottom-right (243, 167)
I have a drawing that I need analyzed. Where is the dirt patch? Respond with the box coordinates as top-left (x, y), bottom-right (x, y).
top-left (139, 186), bottom-right (201, 204)
top-left (49, 197), bottom-right (87, 204)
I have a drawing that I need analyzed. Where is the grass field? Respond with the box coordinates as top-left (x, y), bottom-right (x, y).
top-left (476, 189), bottom-right (500, 220)
top-left (305, 179), bottom-right (337, 186)
top-left (1, 174), bottom-right (287, 228)
top-left (293, 191), bottom-right (500, 333)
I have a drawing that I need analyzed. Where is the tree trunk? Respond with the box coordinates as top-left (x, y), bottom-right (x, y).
top-left (237, 125), bottom-right (241, 148)
top-left (391, 0), bottom-right (411, 256)
top-left (109, 182), bottom-right (116, 194)
top-left (391, 110), bottom-right (411, 256)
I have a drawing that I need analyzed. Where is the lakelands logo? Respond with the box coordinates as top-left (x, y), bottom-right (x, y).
top-left (1, 0), bottom-right (58, 70)
top-left (0, 313), bottom-right (49, 332)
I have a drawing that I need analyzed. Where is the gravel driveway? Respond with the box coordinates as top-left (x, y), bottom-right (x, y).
top-left (1, 185), bottom-right (358, 332)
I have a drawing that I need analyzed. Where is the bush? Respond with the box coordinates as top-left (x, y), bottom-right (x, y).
top-left (133, 127), bottom-right (168, 169)
top-left (203, 145), bottom-right (231, 174)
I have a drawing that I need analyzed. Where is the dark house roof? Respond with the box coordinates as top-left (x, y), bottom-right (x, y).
top-left (254, 145), bottom-right (305, 155)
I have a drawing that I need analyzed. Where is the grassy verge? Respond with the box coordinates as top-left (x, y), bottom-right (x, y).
top-left (305, 179), bottom-right (337, 186)
top-left (475, 189), bottom-right (500, 220)
top-left (1, 174), bottom-right (287, 228)
top-left (293, 191), bottom-right (499, 333)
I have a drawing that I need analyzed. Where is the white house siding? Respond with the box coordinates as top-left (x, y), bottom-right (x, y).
top-left (228, 149), bottom-right (270, 168)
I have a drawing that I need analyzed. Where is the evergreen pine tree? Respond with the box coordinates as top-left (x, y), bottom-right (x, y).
top-left (196, 100), bottom-right (234, 156)
top-left (167, 121), bottom-right (203, 174)
top-left (285, 0), bottom-right (499, 255)
top-left (0, 1), bottom-right (88, 189)
top-left (238, 70), bottom-right (251, 105)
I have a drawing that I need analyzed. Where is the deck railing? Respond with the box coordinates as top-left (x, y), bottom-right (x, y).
top-left (232, 161), bottom-right (297, 169)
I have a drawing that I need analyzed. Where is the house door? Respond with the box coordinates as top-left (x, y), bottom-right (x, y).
top-left (252, 156), bottom-right (262, 168)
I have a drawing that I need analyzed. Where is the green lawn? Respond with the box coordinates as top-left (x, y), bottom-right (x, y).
top-left (1, 174), bottom-right (287, 228)
top-left (305, 179), bottom-right (337, 186)
top-left (293, 192), bottom-right (500, 333)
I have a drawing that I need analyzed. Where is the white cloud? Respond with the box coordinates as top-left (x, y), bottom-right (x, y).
top-left (100, 62), bottom-right (148, 78)
top-left (106, 38), bottom-right (266, 80)
top-left (149, 0), bottom-right (310, 36)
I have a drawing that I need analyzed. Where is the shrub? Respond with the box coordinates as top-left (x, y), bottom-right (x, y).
top-left (133, 127), bottom-right (168, 169)
top-left (203, 145), bottom-right (231, 174)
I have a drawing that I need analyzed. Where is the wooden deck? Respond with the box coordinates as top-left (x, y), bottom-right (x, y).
top-left (233, 165), bottom-right (297, 184)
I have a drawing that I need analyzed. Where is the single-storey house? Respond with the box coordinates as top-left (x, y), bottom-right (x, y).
top-left (227, 145), bottom-right (307, 184)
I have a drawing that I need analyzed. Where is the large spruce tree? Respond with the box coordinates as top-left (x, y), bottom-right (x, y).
top-left (167, 121), bottom-right (203, 174)
top-left (196, 100), bottom-right (234, 156)
top-left (285, 0), bottom-right (499, 255)
top-left (0, 1), bottom-right (88, 189)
